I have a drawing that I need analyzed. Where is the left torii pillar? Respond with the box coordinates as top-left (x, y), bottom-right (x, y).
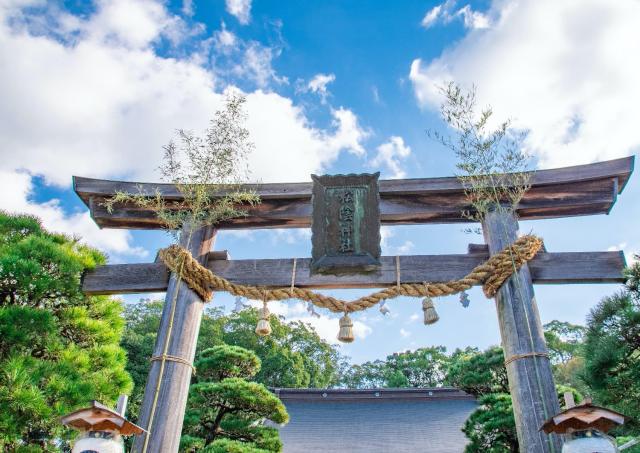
top-left (133, 224), bottom-right (216, 453)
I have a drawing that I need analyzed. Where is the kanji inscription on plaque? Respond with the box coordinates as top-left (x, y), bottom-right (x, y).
top-left (310, 173), bottom-right (381, 275)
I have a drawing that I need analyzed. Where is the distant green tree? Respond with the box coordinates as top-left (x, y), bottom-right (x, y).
top-left (583, 282), bottom-right (640, 432)
top-left (446, 346), bottom-right (508, 396)
top-left (220, 309), bottom-right (343, 388)
top-left (338, 360), bottom-right (387, 388)
top-left (341, 347), bottom-right (450, 388)
top-left (0, 212), bottom-right (132, 450)
top-left (182, 345), bottom-right (288, 451)
top-left (543, 320), bottom-right (587, 393)
top-left (462, 393), bottom-right (518, 453)
top-left (122, 304), bottom-right (343, 423)
top-left (384, 347), bottom-right (450, 387)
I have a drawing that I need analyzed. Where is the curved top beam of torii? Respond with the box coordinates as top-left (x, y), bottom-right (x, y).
top-left (74, 156), bottom-right (634, 230)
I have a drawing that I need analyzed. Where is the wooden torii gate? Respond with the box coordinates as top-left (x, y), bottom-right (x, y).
top-left (75, 156), bottom-right (634, 453)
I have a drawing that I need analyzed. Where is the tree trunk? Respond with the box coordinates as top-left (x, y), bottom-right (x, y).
top-left (133, 224), bottom-right (216, 453)
top-left (482, 209), bottom-right (562, 453)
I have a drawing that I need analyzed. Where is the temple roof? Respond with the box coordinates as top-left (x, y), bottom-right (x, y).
top-left (274, 388), bottom-right (476, 453)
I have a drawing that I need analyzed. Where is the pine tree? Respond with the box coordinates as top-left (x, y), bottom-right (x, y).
top-left (182, 345), bottom-right (289, 452)
top-left (0, 212), bottom-right (132, 450)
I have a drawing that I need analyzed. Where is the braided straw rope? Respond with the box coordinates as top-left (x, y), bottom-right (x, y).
top-left (158, 235), bottom-right (543, 313)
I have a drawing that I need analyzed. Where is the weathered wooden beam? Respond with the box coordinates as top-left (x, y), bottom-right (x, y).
top-left (482, 210), bottom-right (562, 452)
top-left (133, 224), bottom-right (216, 453)
top-left (73, 156), bottom-right (634, 230)
top-left (82, 251), bottom-right (626, 295)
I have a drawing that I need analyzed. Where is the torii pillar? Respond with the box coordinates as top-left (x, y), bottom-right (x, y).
top-left (483, 209), bottom-right (562, 452)
top-left (133, 224), bottom-right (216, 453)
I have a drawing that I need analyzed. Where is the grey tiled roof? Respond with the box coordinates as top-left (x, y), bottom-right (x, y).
top-left (274, 388), bottom-right (477, 453)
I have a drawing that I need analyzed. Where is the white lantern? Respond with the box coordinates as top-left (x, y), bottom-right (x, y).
top-left (61, 399), bottom-right (144, 453)
top-left (562, 429), bottom-right (618, 453)
top-left (72, 430), bottom-right (124, 453)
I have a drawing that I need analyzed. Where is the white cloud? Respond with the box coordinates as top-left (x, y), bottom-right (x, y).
top-left (213, 22), bottom-right (237, 53)
top-left (181, 0), bottom-right (194, 17)
top-left (409, 313), bottom-right (420, 323)
top-left (233, 41), bottom-right (288, 87)
top-left (0, 0), bottom-right (368, 188)
top-left (608, 242), bottom-right (637, 265)
top-left (421, 0), bottom-right (489, 30)
top-left (306, 73), bottom-right (336, 103)
top-left (400, 328), bottom-right (411, 338)
top-left (370, 136), bottom-right (411, 178)
top-left (421, 4), bottom-right (444, 28)
top-left (0, 170), bottom-right (147, 259)
top-left (380, 226), bottom-right (415, 255)
top-left (0, 0), bottom-right (370, 256)
top-left (225, 0), bottom-right (251, 25)
top-left (410, 0), bottom-right (640, 168)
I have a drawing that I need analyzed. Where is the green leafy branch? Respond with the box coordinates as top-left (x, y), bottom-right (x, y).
top-left (429, 82), bottom-right (532, 227)
top-left (103, 93), bottom-right (260, 237)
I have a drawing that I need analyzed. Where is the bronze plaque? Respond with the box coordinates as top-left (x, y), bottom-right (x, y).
top-left (310, 173), bottom-right (381, 275)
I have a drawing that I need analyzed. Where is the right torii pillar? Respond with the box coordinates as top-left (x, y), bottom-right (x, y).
top-left (483, 209), bottom-right (562, 452)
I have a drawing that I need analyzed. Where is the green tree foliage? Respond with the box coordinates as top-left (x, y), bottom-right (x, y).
top-left (183, 345), bottom-right (288, 451)
top-left (341, 347), bottom-right (450, 388)
top-left (462, 393), bottom-right (518, 453)
top-left (220, 309), bottom-right (343, 388)
top-left (0, 212), bottom-right (132, 450)
top-left (543, 320), bottom-right (587, 393)
top-left (583, 280), bottom-right (640, 432)
top-left (122, 303), bottom-right (343, 422)
top-left (447, 346), bottom-right (508, 396)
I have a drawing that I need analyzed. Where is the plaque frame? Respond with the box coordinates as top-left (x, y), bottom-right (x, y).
top-left (310, 172), bottom-right (381, 275)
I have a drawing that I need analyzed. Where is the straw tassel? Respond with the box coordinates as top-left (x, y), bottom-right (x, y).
top-left (422, 296), bottom-right (439, 325)
top-left (337, 313), bottom-right (355, 343)
top-left (255, 300), bottom-right (272, 336)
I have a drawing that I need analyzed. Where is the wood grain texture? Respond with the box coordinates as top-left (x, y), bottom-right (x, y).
top-left (74, 156), bottom-right (634, 230)
top-left (132, 224), bottom-right (216, 453)
top-left (81, 251), bottom-right (626, 294)
top-left (482, 210), bottom-right (562, 453)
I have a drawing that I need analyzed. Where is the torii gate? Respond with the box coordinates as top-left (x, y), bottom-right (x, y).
top-left (75, 156), bottom-right (634, 453)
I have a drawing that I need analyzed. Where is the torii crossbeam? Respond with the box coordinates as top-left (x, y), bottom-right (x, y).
top-left (75, 156), bottom-right (634, 453)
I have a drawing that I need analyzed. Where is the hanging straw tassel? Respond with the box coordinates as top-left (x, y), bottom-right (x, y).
top-left (422, 296), bottom-right (439, 325)
top-left (255, 300), bottom-right (272, 337)
top-left (337, 312), bottom-right (355, 343)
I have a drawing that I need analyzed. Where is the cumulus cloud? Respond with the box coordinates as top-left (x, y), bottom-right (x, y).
top-left (421, 0), bottom-right (490, 30)
top-left (213, 21), bottom-right (237, 53)
top-left (305, 73), bottom-right (336, 103)
top-left (233, 41), bottom-right (288, 87)
top-left (0, 0), bottom-right (370, 257)
top-left (380, 226), bottom-right (415, 256)
top-left (411, 0), bottom-right (640, 168)
top-left (370, 136), bottom-right (411, 178)
top-left (225, 0), bottom-right (251, 25)
top-left (0, 170), bottom-right (147, 259)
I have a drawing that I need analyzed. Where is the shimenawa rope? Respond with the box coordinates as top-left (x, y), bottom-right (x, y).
top-left (158, 234), bottom-right (543, 313)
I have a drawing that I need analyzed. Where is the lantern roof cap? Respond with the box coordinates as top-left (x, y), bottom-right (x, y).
top-left (61, 400), bottom-right (145, 436)
top-left (541, 400), bottom-right (629, 434)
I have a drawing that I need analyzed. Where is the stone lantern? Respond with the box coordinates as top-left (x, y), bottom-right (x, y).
top-left (61, 396), bottom-right (144, 453)
top-left (541, 396), bottom-right (629, 453)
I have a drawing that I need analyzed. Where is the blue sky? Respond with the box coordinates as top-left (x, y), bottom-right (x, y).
top-left (1, 0), bottom-right (638, 363)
